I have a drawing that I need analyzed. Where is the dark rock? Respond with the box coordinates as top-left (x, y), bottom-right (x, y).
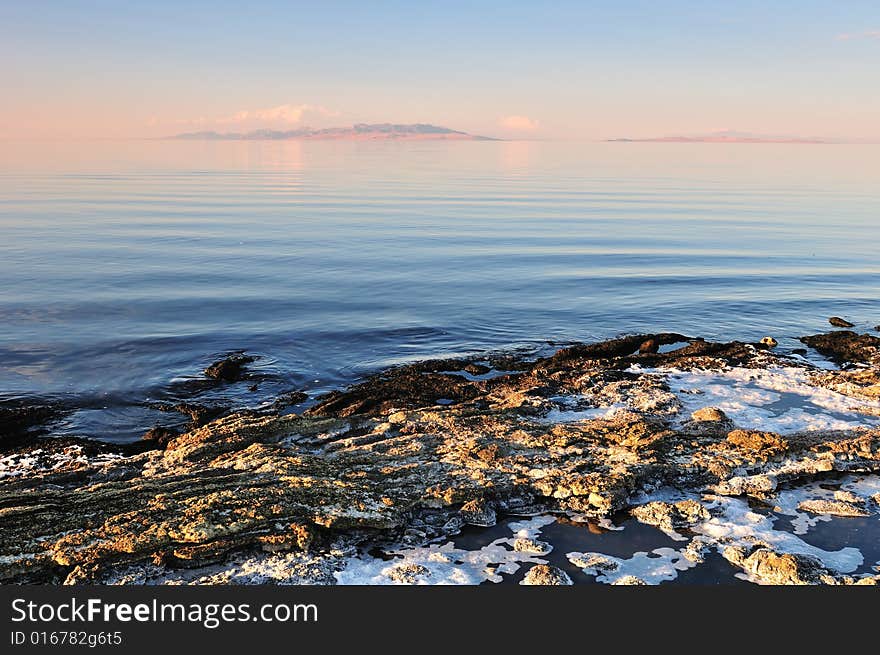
top-left (272, 390), bottom-right (308, 410)
top-left (463, 363), bottom-right (491, 375)
top-left (141, 426), bottom-right (181, 449)
top-left (799, 331), bottom-right (880, 365)
top-left (829, 317), bottom-right (855, 328)
top-left (154, 402), bottom-right (229, 428)
top-left (204, 353), bottom-right (256, 382)
top-left (639, 339), bottom-right (659, 354)
top-left (791, 348), bottom-right (807, 356)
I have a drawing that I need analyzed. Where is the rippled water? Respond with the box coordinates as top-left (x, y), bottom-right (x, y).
top-left (1, 140), bottom-right (879, 441)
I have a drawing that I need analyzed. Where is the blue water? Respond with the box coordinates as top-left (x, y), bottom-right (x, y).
top-left (2, 140), bottom-right (879, 441)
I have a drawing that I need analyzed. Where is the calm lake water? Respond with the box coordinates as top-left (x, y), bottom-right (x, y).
top-left (1, 140), bottom-right (879, 441)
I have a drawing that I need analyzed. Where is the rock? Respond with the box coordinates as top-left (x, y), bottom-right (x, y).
top-left (800, 331), bottom-right (880, 366)
top-left (791, 348), bottom-right (807, 356)
top-left (387, 563), bottom-right (430, 584)
top-left (272, 390), bottom-right (308, 410)
top-left (726, 429), bottom-right (787, 455)
top-left (639, 339), bottom-right (659, 354)
top-left (829, 317), bottom-right (855, 328)
top-left (714, 474), bottom-right (777, 496)
top-left (204, 353), bottom-right (256, 382)
top-left (690, 407), bottom-right (729, 423)
top-left (463, 363), bottom-right (491, 375)
top-left (460, 498), bottom-right (497, 527)
top-left (512, 538), bottom-right (552, 554)
top-left (0, 402), bottom-right (64, 445)
top-left (760, 336), bottom-right (778, 348)
top-left (833, 490), bottom-right (863, 504)
top-left (521, 564), bottom-right (573, 586)
top-left (611, 575), bottom-right (647, 585)
top-left (568, 553), bottom-right (619, 572)
top-left (630, 499), bottom-right (709, 531)
top-left (796, 499), bottom-right (870, 517)
top-left (741, 549), bottom-right (825, 585)
top-left (141, 426), bottom-right (180, 449)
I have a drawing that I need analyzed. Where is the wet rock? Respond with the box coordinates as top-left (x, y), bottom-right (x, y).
top-left (799, 331), bottom-right (880, 366)
top-left (639, 339), bottom-right (659, 354)
top-left (141, 426), bottom-right (181, 449)
top-left (463, 363), bottom-right (491, 375)
top-left (0, 402), bottom-right (65, 446)
top-left (512, 538), bottom-right (552, 554)
top-left (791, 348), bottom-right (807, 356)
top-left (460, 498), bottom-right (497, 527)
top-left (829, 317), bottom-right (855, 328)
top-left (154, 402), bottom-right (229, 428)
top-left (521, 564), bottom-right (572, 586)
top-left (630, 499), bottom-right (709, 531)
top-left (741, 549), bottom-right (825, 585)
top-left (796, 499), bottom-right (870, 517)
top-left (204, 353), bottom-right (256, 382)
top-left (272, 390), bottom-right (308, 410)
top-left (760, 336), bottom-right (778, 348)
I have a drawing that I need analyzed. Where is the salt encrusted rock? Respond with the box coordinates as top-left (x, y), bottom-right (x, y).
top-left (387, 563), bottom-right (430, 584)
top-left (683, 536), bottom-right (713, 563)
top-left (459, 498), bottom-right (497, 527)
top-left (796, 499), bottom-right (870, 517)
top-left (713, 474), bottom-right (777, 496)
top-left (1, 330), bottom-right (879, 585)
top-left (612, 575), bottom-right (648, 585)
top-left (741, 549), bottom-right (826, 585)
top-left (512, 538), bottom-right (552, 554)
top-left (521, 564), bottom-right (572, 586)
top-left (568, 553), bottom-right (619, 572)
top-left (630, 499), bottom-right (709, 531)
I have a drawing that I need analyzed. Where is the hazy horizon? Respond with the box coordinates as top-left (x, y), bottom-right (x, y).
top-left (2, 1), bottom-right (879, 142)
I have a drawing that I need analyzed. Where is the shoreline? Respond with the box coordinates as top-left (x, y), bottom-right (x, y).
top-left (1, 326), bottom-right (879, 585)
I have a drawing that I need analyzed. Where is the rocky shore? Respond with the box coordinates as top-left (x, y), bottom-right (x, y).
top-left (2, 327), bottom-right (879, 585)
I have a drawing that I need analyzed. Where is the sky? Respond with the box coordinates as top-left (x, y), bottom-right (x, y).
top-left (1, 1), bottom-right (879, 141)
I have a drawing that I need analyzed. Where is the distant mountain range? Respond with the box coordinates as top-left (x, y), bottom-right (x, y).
top-left (171, 123), bottom-right (497, 141)
top-left (608, 130), bottom-right (828, 144)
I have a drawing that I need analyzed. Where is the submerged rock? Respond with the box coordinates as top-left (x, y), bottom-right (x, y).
top-left (521, 564), bottom-right (572, 586)
top-left (204, 353), bottom-right (256, 382)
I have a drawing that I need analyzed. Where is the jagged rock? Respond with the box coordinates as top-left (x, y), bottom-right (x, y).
top-left (521, 564), bottom-right (572, 586)
top-left (714, 474), bottom-right (777, 496)
top-left (388, 563), bottom-right (430, 584)
top-left (630, 499), bottom-right (709, 531)
top-left (741, 549), bottom-right (826, 585)
top-left (512, 538), bottom-right (552, 554)
top-left (460, 498), bottom-right (497, 527)
top-left (611, 575), bottom-right (647, 585)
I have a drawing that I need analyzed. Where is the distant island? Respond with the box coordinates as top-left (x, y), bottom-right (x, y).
top-left (170, 123), bottom-right (498, 141)
top-left (608, 130), bottom-right (828, 144)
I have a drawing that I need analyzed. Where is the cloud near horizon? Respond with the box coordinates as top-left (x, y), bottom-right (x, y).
top-left (217, 103), bottom-right (339, 124)
top-left (499, 115), bottom-right (539, 131)
top-left (836, 30), bottom-right (880, 41)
